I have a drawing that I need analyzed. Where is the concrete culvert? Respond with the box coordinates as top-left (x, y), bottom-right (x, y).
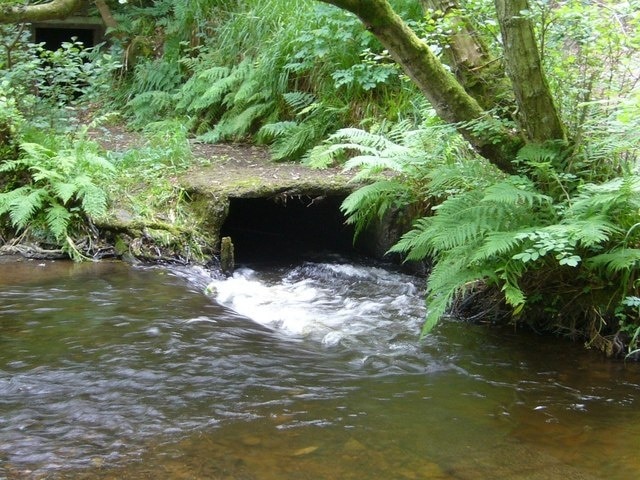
top-left (220, 194), bottom-right (357, 264)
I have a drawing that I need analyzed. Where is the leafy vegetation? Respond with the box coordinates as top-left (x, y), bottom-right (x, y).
top-left (0, 136), bottom-right (113, 259)
top-left (317, 92), bottom-right (639, 353)
top-left (109, 0), bottom-right (420, 160)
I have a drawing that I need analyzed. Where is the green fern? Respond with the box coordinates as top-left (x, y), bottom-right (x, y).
top-left (481, 176), bottom-right (552, 206)
top-left (471, 230), bottom-right (534, 263)
top-left (204, 101), bottom-right (275, 143)
top-left (341, 180), bottom-right (413, 239)
top-left (587, 248), bottom-right (640, 273)
top-left (388, 216), bottom-right (435, 262)
top-left (125, 91), bottom-right (176, 128)
top-left (176, 66), bottom-right (231, 112)
top-left (282, 91), bottom-right (316, 112)
top-left (0, 137), bottom-right (114, 258)
top-left (338, 116), bottom-right (640, 335)
top-left (45, 202), bottom-right (72, 240)
top-left (303, 126), bottom-right (413, 170)
top-left (4, 187), bottom-right (45, 230)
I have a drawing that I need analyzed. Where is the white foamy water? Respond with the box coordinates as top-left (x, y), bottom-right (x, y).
top-left (205, 261), bottom-right (426, 347)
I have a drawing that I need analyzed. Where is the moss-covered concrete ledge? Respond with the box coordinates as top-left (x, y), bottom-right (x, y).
top-left (94, 143), bottom-right (359, 266)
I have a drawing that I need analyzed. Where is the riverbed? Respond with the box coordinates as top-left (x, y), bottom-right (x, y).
top-left (1, 258), bottom-right (639, 479)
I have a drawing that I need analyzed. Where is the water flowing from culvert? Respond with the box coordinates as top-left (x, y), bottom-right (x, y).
top-left (1, 258), bottom-right (640, 479)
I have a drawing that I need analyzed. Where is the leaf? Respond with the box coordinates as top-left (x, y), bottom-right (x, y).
top-left (78, 183), bottom-right (108, 218)
top-left (53, 182), bottom-right (78, 204)
top-left (558, 255), bottom-right (581, 267)
top-left (46, 202), bottom-right (72, 240)
top-left (587, 248), bottom-right (640, 272)
top-left (8, 188), bottom-right (46, 230)
top-left (482, 177), bottom-right (552, 206)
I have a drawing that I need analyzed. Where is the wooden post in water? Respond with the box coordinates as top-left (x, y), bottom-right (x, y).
top-left (220, 236), bottom-right (235, 276)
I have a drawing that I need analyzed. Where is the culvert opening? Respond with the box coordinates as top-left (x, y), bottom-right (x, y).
top-left (34, 27), bottom-right (97, 50)
top-left (220, 194), bottom-right (358, 264)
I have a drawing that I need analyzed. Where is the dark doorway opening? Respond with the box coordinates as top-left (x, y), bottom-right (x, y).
top-left (221, 195), bottom-right (358, 265)
top-left (34, 27), bottom-right (96, 50)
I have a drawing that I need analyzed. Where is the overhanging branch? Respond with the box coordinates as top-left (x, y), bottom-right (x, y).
top-left (0, 0), bottom-right (86, 24)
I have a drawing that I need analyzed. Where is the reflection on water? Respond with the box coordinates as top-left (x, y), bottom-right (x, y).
top-left (0, 258), bottom-right (639, 479)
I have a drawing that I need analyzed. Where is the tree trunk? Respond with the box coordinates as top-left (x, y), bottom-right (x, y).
top-left (493, 0), bottom-right (566, 142)
top-left (95, 0), bottom-right (117, 29)
top-left (319, 0), bottom-right (521, 173)
top-left (420, 0), bottom-right (511, 111)
top-left (0, 0), bottom-right (85, 23)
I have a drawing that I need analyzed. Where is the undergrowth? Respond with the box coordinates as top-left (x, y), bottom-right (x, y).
top-left (314, 101), bottom-right (640, 356)
top-left (112, 0), bottom-right (421, 161)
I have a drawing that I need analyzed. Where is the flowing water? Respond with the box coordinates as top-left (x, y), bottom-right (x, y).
top-left (0, 257), bottom-right (639, 479)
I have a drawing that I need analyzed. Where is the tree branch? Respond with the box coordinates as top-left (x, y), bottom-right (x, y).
top-left (319, 0), bottom-right (521, 172)
top-left (0, 0), bottom-right (86, 24)
top-left (94, 0), bottom-right (117, 29)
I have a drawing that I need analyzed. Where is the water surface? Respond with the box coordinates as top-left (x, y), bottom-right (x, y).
top-left (0, 258), bottom-right (639, 479)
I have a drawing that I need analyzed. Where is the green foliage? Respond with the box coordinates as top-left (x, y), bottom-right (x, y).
top-left (0, 26), bottom-right (120, 130)
top-left (338, 100), bottom-right (640, 339)
top-left (531, 1), bottom-right (640, 136)
top-left (0, 137), bottom-right (114, 259)
top-left (110, 0), bottom-right (421, 160)
top-left (307, 110), bottom-right (474, 239)
top-left (0, 90), bottom-right (22, 161)
top-left (108, 119), bottom-right (193, 175)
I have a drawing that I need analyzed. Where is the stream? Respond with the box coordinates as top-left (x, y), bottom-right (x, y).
top-left (1, 257), bottom-right (639, 479)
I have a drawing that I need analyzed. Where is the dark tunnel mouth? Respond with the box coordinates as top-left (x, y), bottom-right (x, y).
top-left (220, 195), bottom-right (359, 265)
top-left (34, 26), bottom-right (98, 50)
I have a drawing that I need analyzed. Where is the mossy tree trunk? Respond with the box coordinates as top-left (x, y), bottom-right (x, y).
top-left (320, 0), bottom-right (523, 173)
top-left (493, 0), bottom-right (566, 143)
top-left (319, 0), bottom-right (567, 172)
top-left (420, 0), bottom-right (512, 111)
top-left (0, 0), bottom-right (85, 23)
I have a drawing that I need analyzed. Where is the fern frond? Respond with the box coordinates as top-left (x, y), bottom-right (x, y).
top-left (258, 121), bottom-right (298, 139)
top-left (427, 193), bottom-right (504, 250)
top-left (328, 128), bottom-right (399, 152)
top-left (45, 202), bottom-right (72, 240)
top-left (303, 142), bottom-right (378, 169)
top-left (8, 188), bottom-right (46, 230)
top-left (566, 216), bottom-right (621, 248)
top-left (77, 183), bottom-right (108, 219)
top-left (427, 161), bottom-right (501, 196)
top-left (0, 158), bottom-right (27, 173)
top-left (471, 230), bottom-right (532, 263)
top-left (423, 256), bottom-right (495, 334)
top-left (0, 186), bottom-right (31, 216)
top-left (176, 66), bottom-right (231, 111)
top-left (79, 152), bottom-right (116, 174)
top-left (587, 248), bottom-right (640, 273)
top-left (190, 75), bottom-right (239, 112)
top-left (343, 153), bottom-right (410, 174)
top-left (32, 167), bottom-right (64, 183)
top-left (571, 176), bottom-right (640, 216)
top-left (269, 122), bottom-right (317, 161)
top-left (126, 91), bottom-right (176, 126)
top-left (481, 177), bottom-right (552, 207)
top-left (190, 61), bottom-right (252, 112)
top-left (19, 142), bottom-right (55, 162)
top-left (53, 181), bottom-right (78, 205)
top-left (516, 143), bottom-right (561, 165)
top-left (282, 91), bottom-right (315, 112)
top-left (341, 180), bottom-right (411, 238)
top-left (233, 78), bottom-right (263, 106)
top-left (199, 102), bottom-right (274, 143)
top-left (388, 216), bottom-right (435, 262)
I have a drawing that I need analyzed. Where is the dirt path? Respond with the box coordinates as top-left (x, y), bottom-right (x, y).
top-left (183, 142), bottom-right (355, 197)
top-left (89, 125), bottom-right (355, 197)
